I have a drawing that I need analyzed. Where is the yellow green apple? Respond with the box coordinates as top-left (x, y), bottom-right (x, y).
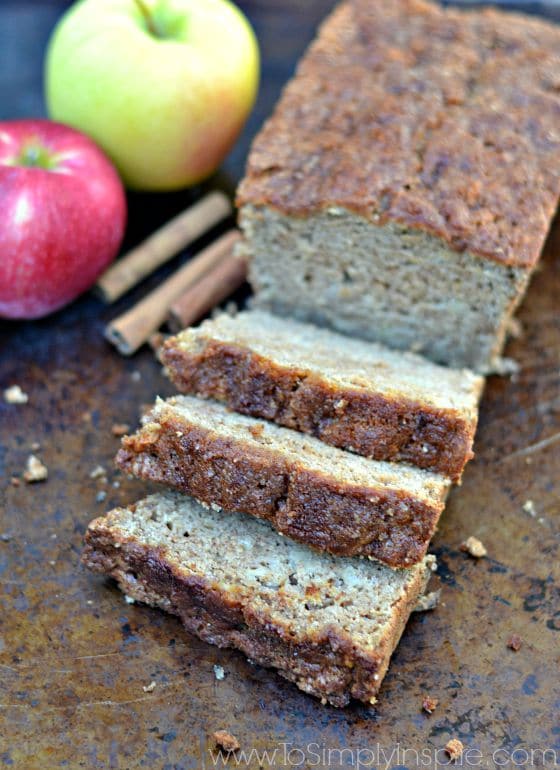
top-left (45, 0), bottom-right (259, 191)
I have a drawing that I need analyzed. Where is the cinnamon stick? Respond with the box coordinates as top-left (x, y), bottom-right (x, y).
top-left (96, 191), bottom-right (232, 303)
top-left (168, 251), bottom-right (247, 333)
top-left (105, 230), bottom-right (241, 355)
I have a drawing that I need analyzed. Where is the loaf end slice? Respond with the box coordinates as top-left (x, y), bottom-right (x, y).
top-left (116, 395), bottom-right (451, 568)
top-left (160, 310), bottom-right (483, 481)
top-left (83, 492), bottom-right (436, 707)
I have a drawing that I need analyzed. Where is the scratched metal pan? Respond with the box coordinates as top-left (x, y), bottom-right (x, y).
top-left (0, 1), bottom-right (559, 768)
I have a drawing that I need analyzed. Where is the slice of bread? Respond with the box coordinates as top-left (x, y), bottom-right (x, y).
top-left (116, 395), bottom-right (451, 568)
top-left (83, 491), bottom-right (436, 707)
top-left (161, 310), bottom-right (483, 481)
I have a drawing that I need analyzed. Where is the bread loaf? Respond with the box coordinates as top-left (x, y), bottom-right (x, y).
top-left (237, 0), bottom-right (560, 372)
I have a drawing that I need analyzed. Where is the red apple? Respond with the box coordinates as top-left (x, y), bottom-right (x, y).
top-left (0, 119), bottom-right (126, 319)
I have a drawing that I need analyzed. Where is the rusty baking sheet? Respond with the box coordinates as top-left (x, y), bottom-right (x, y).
top-left (1, 1), bottom-right (559, 768)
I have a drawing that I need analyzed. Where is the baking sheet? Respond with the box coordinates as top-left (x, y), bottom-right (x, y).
top-left (1, 2), bottom-right (559, 767)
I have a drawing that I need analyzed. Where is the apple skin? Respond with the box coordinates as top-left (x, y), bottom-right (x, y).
top-left (45, 0), bottom-right (260, 191)
top-left (0, 119), bottom-right (127, 319)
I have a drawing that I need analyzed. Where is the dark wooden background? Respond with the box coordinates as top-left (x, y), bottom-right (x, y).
top-left (1, 2), bottom-right (559, 768)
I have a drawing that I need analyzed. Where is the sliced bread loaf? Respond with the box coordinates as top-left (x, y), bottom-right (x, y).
top-left (237, 0), bottom-right (560, 372)
top-left (116, 395), bottom-right (451, 568)
top-left (161, 310), bottom-right (483, 481)
top-left (83, 491), bottom-right (436, 707)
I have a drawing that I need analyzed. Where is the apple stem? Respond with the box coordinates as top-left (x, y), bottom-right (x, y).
top-left (12, 143), bottom-right (57, 171)
top-left (133, 0), bottom-right (160, 38)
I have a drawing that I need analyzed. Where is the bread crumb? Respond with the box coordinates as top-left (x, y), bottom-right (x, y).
top-left (413, 589), bottom-right (441, 612)
top-left (10, 476), bottom-right (21, 487)
top-left (426, 555), bottom-right (438, 572)
top-left (213, 665), bottom-right (225, 681)
top-left (507, 634), bottom-right (522, 651)
top-left (522, 499), bottom-right (536, 517)
top-left (4, 385), bottom-right (28, 404)
top-left (213, 730), bottom-right (240, 753)
top-left (460, 536), bottom-right (487, 558)
top-left (23, 455), bottom-right (48, 483)
top-left (124, 595), bottom-right (135, 604)
top-left (30, 442), bottom-right (41, 452)
top-left (422, 695), bottom-right (439, 714)
top-left (248, 423), bottom-right (264, 438)
top-left (96, 490), bottom-right (107, 503)
top-left (112, 423), bottom-right (130, 437)
top-left (136, 422), bottom-right (161, 447)
top-left (142, 681), bottom-right (156, 693)
top-left (445, 739), bottom-right (464, 760)
top-left (89, 465), bottom-right (106, 479)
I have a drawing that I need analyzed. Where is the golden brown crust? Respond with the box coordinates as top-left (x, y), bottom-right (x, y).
top-left (116, 413), bottom-right (445, 568)
top-left (237, 0), bottom-right (560, 268)
top-left (161, 337), bottom-right (477, 481)
top-left (82, 523), bottom-right (430, 706)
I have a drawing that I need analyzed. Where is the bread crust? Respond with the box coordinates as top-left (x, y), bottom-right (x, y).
top-left (237, 0), bottom-right (560, 269)
top-left (116, 411), bottom-right (447, 568)
top-left (83, 518), bottom-right (431, 706)
top-left (161, 337), bottom-right (477, 481)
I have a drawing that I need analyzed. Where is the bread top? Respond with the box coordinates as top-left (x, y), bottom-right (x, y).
top-left (88, 492), bottom-right (435, 652)
top-left (171, 310), bottom-right (483, 415)
top-left (237, 0), bottom-right (560, 269)
top-left (148, 395), bottom-right (451, 504)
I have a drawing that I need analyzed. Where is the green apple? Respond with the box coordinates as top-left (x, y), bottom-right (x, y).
top-left (45, 0), bottom-right (259, 190)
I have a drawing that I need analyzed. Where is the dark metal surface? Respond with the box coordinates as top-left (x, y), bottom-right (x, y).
top-left (1, 2), bottom-right (559, 768)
